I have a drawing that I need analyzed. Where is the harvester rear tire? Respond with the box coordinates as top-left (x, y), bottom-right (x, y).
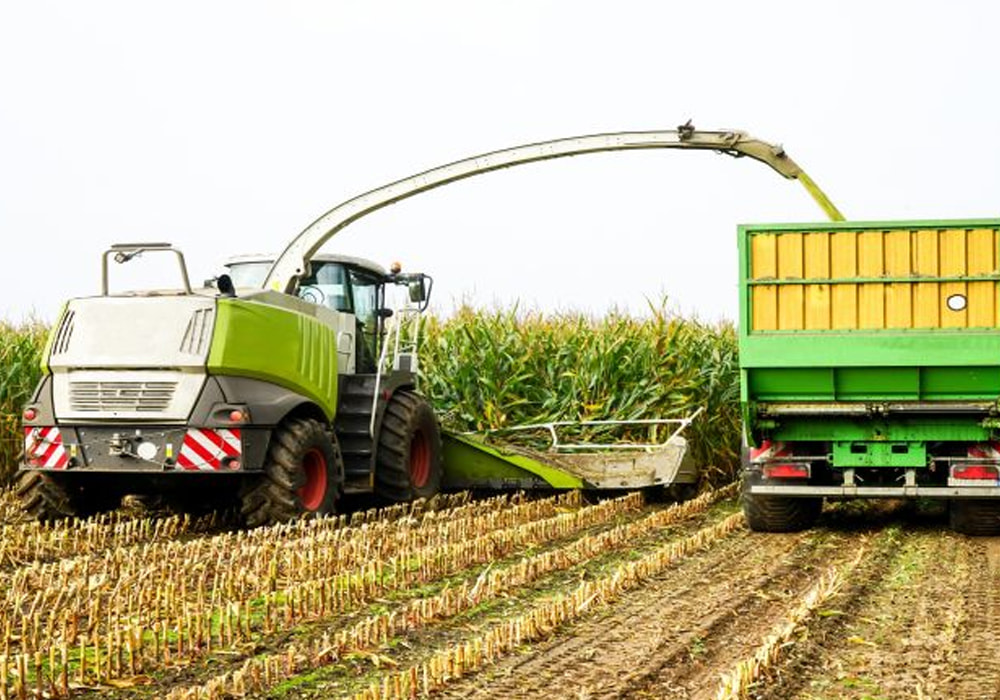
top-left (950, 499), bottom-right (1000, 536)
top-left (742, 473), bottom-right (821, 532)
top-left (15, 471), bottom-right (79, 521)
top-left (240, 418), bottom-right (343, 527)
top-left (375, 391), bottom-right (442, 502)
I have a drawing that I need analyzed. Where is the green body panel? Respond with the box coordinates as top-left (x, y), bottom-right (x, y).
top-left (771, 416), bottom-right (993, 443)
top-left (831, 441), bottom-right (926, 468)
top-left (441, 433), bottom-right (584, 489)
top-left (746, 363), bottom-right (1000, 402)
top-left (207, 299), bottom-right (339, 420)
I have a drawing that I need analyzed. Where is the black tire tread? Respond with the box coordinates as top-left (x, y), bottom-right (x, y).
top-left (16, 471), bottom-right (79, 521)
top-left (742, 474), bottom-right (821, 533)
top-left (950, 499), bottom-right (1000, 536)
top-left (375, 391), bottom-right (442, 502)
top-left (240, 418), bottom-right (342, 527)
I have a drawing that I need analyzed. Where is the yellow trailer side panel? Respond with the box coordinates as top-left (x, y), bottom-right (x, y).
top-left (803, 232), bottom-right (830, 330)
top-left (884, 230), bottom-right (912, 328)
top-left (830, 232), bottom-right (858, 329)
top-left (967, 228), bottom-right (997, 327)
top-left (750, 234), bottom-right (778, 331)
top-left (749, 227), bottom-right (1000, 331)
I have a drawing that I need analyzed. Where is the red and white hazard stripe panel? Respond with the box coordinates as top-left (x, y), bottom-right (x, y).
top-left (176, 428), bottom-right (242, 471)
top-left (23, 427), bottom-right (69, 469)
top-left (968, 441), bottom-right (1000, 461)
top-left (749, 439), bottom-right (789, 462)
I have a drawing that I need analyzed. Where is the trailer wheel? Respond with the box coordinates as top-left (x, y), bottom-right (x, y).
top-left (950, 499), bottom-right (1000, 536)
top-left (375, 391), bottom-right (442, 501)
top-left (240, 418), bottom-right (343, 527)
top-left (741, 473), bottom-right (821, 532)
top-left (15, 471), bottom-right (80, 521)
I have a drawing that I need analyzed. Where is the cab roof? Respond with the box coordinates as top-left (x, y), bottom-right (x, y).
top-left (224, 253), bottom-right (388, 278)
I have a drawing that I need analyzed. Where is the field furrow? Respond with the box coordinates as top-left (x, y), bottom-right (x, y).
top-left (0, 488), bottom-right (994, 700)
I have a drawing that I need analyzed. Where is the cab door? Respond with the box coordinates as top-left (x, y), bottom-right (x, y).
top-left (348, 268), bottom-right (384, 373)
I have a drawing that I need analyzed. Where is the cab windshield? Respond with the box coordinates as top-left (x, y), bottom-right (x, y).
top-left (298, 262), bottom-right (351, 312)
top-left (225, 261), bottom-right (271, 288)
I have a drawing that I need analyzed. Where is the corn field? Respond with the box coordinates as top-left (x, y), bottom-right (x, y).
top-left (0, 307), bottom-right (740, 485)
top-left (0, 323), bottom-right (46, 480)
top-left (420, 304), bottom-right (740, 485)
top-left (0, 485), bottom-right (740, 698)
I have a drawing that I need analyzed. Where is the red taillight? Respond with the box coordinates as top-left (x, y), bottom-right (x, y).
top-left (953, 465), bottom-right (999, 480)
top-left (22, 408), bottom-right (37, 422)
top-left (763, 463), bottom-right (810, 479)
top-left (229, 409), bottom-right (246, 423)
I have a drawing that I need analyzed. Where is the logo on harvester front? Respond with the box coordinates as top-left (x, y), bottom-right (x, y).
top-left (176, 429), bottom-right (242, 471)
top-left (24, 427), bottom-right (69, 469)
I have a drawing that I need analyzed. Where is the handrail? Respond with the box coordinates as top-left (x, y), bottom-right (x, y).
top-left (470, 407), bottom-right (705, 452)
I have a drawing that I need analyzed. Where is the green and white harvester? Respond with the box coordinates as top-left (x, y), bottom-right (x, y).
top-left (18, 126), bottom-right (840, 524)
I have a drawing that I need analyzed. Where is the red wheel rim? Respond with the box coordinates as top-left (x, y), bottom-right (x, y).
top-left (409, 431), bottom-right (431, 488)
top-left (297, 448), bottom-right (327, 511)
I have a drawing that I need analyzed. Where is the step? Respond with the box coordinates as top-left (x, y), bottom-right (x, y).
top-left (342, 474), bottom-right (373, 494)
top-left (339, 395), bottom-right (374, 413)
top-left (336, 415), bottom-right (372, 437)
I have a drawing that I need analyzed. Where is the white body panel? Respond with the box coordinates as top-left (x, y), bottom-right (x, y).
top-left (50, 296), bottom-right (216, 368)
top-left (49, 296), bottom-right (216, 422)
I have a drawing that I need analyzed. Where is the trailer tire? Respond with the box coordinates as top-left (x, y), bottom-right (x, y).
top-left (16, 471), bottom-right (80, 521)
top-left (950, 499), bottom-right (1000, 536)
top-left (240, 418), bottom-right (343, 527)
top-left (375, 391), bottom-right (442, 502)
top-left (742, 473), bottom-right (821, 532)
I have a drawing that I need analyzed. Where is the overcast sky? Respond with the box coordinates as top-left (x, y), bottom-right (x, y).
top-left (2, 1), bottom-right (998, 324)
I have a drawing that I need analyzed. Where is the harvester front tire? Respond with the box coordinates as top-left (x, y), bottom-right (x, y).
top-left (742, 473), bottom-right (821, 532)
top-left (950, 499), bottom-right (1000, 536)
top-left (240, 418), bottom-right (343, 527)
top-left (375, 391), bottom-right (442, 502)
top-left (16, 471), bottom-right (79, 521)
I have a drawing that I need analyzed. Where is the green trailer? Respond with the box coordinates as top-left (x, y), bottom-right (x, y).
top-left (739, 218), bottom-right (1000, 534)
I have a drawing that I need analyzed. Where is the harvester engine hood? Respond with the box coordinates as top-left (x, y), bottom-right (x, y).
top-left (48, 296), bottom-right (215, 422)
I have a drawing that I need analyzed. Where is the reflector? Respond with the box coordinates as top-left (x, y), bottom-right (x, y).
top-left (763, 463), bottom-right (809, 479)
top-left (953, 464), bottom-right (999, 480)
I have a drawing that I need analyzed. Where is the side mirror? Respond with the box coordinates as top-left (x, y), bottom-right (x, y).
top-left (217, 274), bottom-right (236, 298)
top-left (409, 279), bottom-right (427, 303)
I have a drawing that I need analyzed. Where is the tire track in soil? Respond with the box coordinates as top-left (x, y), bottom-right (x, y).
top-left (625, 534), bottom-right (868, 700)
top-left (435, 526), bottom-right (860, 700)
top-left (747, 520), bottom-right (926, 700)
top-left (945, 537), bottom-right (1000, 699)
top-left (778, 527), bottom-right (965, 699)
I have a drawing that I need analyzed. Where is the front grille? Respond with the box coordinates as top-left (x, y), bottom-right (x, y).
top-left (69, 381), bottom-right (178, 413)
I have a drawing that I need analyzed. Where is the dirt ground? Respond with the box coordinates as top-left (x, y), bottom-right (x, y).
top-left (259, 499), bottom-right (1000, 699)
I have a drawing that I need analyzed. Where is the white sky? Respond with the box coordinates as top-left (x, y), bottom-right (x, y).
top-left (2, 0), bottom-right (998, 324)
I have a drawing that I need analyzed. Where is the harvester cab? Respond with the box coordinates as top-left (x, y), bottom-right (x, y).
top-left (220, 253), bottom-right (432, 376)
